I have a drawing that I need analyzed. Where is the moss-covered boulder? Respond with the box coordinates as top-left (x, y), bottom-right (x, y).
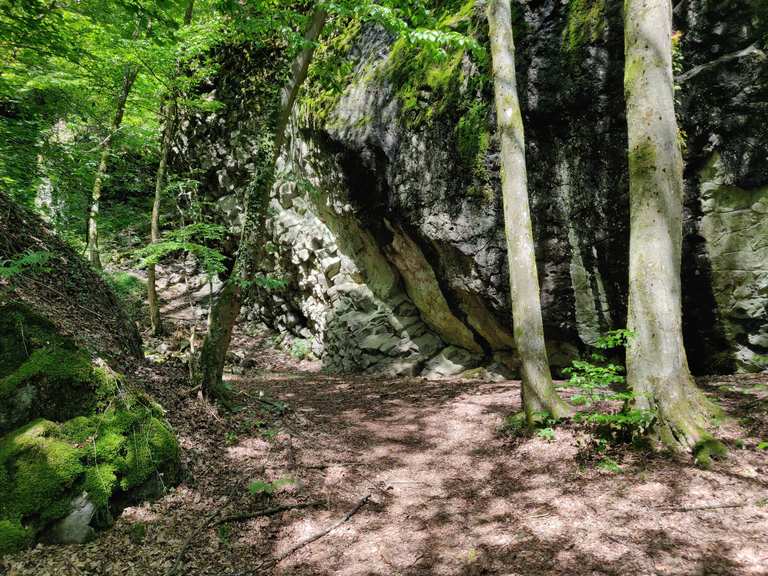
top-left (0, 305), bottom-right (119, 435)
top-left (0, 304), bottom-right (180, 556)
top-left (0, 399), bottom-right (180, 555)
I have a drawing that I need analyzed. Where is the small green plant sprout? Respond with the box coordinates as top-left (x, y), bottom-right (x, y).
top-left (247, 477), bottom-right (295, 496)
top-left (757, 441), bottom-right (768, 451)
top-left (225, 431), bottom-right (238, 446)
top-left (537, 427), bottom-right (556, 442)
top-left (566, 329), bottom-right (656, 448)
top-left (217, 523), bottom-right (231, 546)
top-left (290, 338), bottom-right (312, 360)
top-left (128, 522), bottom-right (147, 544)
top-left (562, 329), bottom-right (634, 407)
top-left (597, 457), bottom-right (622, 474)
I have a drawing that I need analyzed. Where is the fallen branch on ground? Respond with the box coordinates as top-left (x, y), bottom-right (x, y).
top-left (212, 501), bottom-right (320, 527)
top-left (658, 502), bottom-right (747, 513)
top-left (165, 508), bottom-right (222, 576)
top-left (267, 494), bottom-right (372, 567)
top-left (165, 502), bottom-right (320, 576)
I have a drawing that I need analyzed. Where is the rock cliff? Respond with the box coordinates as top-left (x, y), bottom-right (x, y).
top-left (173, 0), bottom-right (768, 376)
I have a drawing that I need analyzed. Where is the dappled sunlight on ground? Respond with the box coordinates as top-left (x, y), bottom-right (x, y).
top-left (3, 335), bottom-right (767, 575)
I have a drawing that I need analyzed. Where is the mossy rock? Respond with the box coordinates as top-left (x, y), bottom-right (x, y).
top-left (0, 303), bottom-right (122, 435)
top-left (0, 303), bottom-right (61, 379)
top-left (0, 345), bottom-right (119, 436)
top-left (0, 402), bottom-right (180, 555)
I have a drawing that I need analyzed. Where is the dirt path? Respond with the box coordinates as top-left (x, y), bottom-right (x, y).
top-left (3, 266), bottom-right (767, 576)
top-left (5, 342), bottom-right (767, 576)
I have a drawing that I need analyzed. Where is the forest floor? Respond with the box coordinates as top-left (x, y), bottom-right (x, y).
top-left (3, 275), bottom-right (768, 576)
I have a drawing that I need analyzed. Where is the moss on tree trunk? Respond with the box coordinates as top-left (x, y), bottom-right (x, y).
top-left (624, 0), bottom-right (723, 454)
top-left (486, 0), bottom-right (572, 424)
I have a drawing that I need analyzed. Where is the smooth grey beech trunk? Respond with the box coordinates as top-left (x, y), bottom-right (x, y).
top-left (487, 0), bottom-right (572, 422)
top-left (624, 0), bottom-right (719, 450)
top-left (86, 65), bottom-right (138, 270)
top-left (197, 7), bottom-right (328, 404)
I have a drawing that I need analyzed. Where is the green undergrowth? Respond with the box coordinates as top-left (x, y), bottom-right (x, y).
top-left (502, 330), bottom-right (656, 471)
top-left (563, 330), bottom-right (656, 465)
top-left (102, 271), bottom-right (146, 324)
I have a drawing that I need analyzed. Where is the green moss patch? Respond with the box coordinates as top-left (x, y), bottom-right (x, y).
top-left (0, 304), bottom-right (61, 379)
top-left (693, 437), bottom-right (728, 469)
top-left (563, 0), bottom-right (606, 51)
top-left (0, 344), bottom-right (119, 435)
top-left (0, 400), bottom-right (179, 555)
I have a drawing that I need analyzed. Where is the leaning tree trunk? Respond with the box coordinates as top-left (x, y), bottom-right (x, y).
top-left (624, 0), bottom-right (720, 452)
top-left (197, 7), bottom-right (328, 404)
top-left (487, 0), bottom-right (572, 423)
top-left (147, 0), bottom-right (195, 336)
top-left (86, 66), bottom-right (138, 269)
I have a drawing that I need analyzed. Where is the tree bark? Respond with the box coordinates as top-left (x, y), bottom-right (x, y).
top-left (147, 106), bottom-right (173, 336)
top-left (624, 0), bottom-right (720, 451)
top-left (487, 0), bottom-right (572, 423)
top-left (86, 65), bottom-right (138, 269)
top-left (197, 7), bottom-right (328, 404)
top-left (147, 0), bottom-right (195, 336)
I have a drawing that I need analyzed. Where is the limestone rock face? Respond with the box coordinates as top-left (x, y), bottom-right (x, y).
top-left (173, 0), bottom-right (768, 376)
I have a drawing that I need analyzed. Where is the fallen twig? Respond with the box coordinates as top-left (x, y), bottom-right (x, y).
top-left (270, 494), bottom-right (372, 566)
top-left (165, 502), bottom-right (320, 576)
top-left (165, 508), bottom-right (222, 576)
top-left (212, 501), bottom-right (321, 527)
top-left (658, 502), bottom-right (747, 513)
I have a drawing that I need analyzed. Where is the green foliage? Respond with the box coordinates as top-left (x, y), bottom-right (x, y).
top-left (0, 518), bottom-right (33, 556)
top-left (217, 522), bottom-right (232, 545)
top-left (597, 457), bottom-right (622, 473)
top-left (537, 427), bottom-right (556, 442)
top-left (134, 223), bottom-right (228, 277)
top-left (0, 250), bottom-right (52, 283)
top-left (128, 522), bottom-right (147, 544)
top-left (758, 441), bottom-right (768, 451)
top-left (290, 338), bottom-right (312, 360)
top-left (247, 476), bottom-right (294, 496)
top-left (562, 330), bottom-right (634, 407)
top-left (564, 330), bottom-right (656, 454)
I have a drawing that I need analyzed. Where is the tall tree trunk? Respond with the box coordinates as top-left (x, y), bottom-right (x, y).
top-left (147, 0), bottom-right (195, 336)
top-left (86, 66), bottom-right (138, 269)
top-left (487, 0), bottom-right (572, 423)
top-left (197, 7), bottom-right (328, 404)
top-left (624, 0), bottom-right (720, 451)
top-left (146, 105), bottom-right (174, 335)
